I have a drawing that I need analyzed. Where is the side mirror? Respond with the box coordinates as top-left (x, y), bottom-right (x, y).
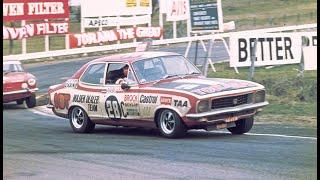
top-left (121, 82), bottom-right (130, 90)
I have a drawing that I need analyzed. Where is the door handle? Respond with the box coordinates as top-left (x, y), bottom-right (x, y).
top-left (101, 90), bottom-right (107, 93)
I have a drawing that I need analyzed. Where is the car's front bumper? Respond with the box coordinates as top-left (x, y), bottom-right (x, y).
top-left (3, 88), bottom-right (38, 95)
top-left (3, 88), bottom-right (38, 103)
top-left (186, 101), bottom-right (269, 122)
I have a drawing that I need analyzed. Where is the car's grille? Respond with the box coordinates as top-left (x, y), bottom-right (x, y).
top-left (212, 94), bottom-right (249, 109)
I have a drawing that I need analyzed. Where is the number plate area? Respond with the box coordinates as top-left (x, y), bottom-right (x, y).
top-left (225, 116), bottom-right (238, 123)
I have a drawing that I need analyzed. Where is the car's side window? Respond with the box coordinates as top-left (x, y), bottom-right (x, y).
top-left (105, 63), bottom-right (136, 85)
top-left (80, 63), bottom-right (106, 85)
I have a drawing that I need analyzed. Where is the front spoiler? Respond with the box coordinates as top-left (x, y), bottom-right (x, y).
top-left (186, 101), bottom-right (269, 119)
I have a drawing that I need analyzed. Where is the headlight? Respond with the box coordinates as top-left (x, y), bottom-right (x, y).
top-left (27, 78), bottom-right (36, 86)
top-left (21, 83), bottom-right (28, 89)
top-left (255, 90), bottom-right (265, 103)
top-left (197, 100), bottom-right (210, 113)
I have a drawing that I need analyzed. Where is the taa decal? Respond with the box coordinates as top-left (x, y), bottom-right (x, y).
top-left (105, 95), bottom-right (127, 119)
top-left (173, 100), bottom-right (188, 107)
top-left (54, 93), bottom-right (71, 110)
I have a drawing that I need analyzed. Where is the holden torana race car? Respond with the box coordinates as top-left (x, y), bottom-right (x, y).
top-left (3, 60), bottom-right (38, 108)
top-left (47, 52), bottom-right (268, 138)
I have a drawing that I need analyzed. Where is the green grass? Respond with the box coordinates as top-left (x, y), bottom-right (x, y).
top-left (3, 0), bottom-right (317, 55)
top-left (207, 63), bottom-right (317, 117)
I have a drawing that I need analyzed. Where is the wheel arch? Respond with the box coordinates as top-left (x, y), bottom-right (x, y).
top-left (67, 103), bottom-right (88, 118)
top-left (153, 106), bottom-right (185, 128)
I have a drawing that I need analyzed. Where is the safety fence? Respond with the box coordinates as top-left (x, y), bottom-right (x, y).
top-left (3, 23), bottom-right (316, 61)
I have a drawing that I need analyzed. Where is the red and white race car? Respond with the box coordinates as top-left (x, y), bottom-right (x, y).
top-left (47, 52), bottom-right (268, 138)
top-left (3, 60), bottom-right (38, 108)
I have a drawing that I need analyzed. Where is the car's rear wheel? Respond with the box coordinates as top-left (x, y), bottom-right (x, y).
top-left (16, 99), bottom-right (24, 105)
top-left (26, 94), bottom-right (36, 108)
top-left (69, 106), bottom-right (95, 133)
top-left (158, 109), bottom-right (186, 138)
top-left (227, 117), bottom-right (254, 134)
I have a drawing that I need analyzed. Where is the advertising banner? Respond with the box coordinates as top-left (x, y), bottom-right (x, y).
top-left (69, 27), bottom-right (162, 48)
top-left (83, 15), bottom-right (150, 28)
top-left (164, 0), bottom-right (189, 22)
top-left (3, 22), bottom-right (69, 39)
top-left (3, 0), bottom-right (69, 22)
top-left (80, 0), bottom-right (152, 17)
top-left (189, 0), bottom-right (223, 32)
top-left (229, 33), bottom-right (303, 67)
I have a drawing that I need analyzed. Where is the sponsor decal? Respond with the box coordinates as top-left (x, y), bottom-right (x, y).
top-left (173, 100), bottom-right (188, 107)
top-left (53, 93), bottom-right (70, 110)
top-left (127, 108), bottom-right (140, 116)
top-left (104, 87), bottom-right (123, 93)
top-left (175, 84), bottom-right (200, 90)
top-left (140, 106), bottom-right (151, 116)
top-left (88, 104), bottom-right (98, 112)
top-left (64, 79), bottom-right (78, 88)
top-left (160, 96), bottom-right (172, 105)
top-left (140, 95), bottom-right (158, 104)
top-left (72, 94), bottom-right (99, 112)
top-left (105, 95), bottom-right (127, 119)
top-left (191, 81), bottom-right (254, 95)
top-left (124, 94), bottom-right (139, 106)
top-left (72, 95), bottom-right (99, 104)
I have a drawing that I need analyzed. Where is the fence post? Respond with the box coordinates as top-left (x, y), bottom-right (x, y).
top-left (21, 20), bottom-right (27, 54)
top-left (268, 17), bottom-right (273, 26)
top-left (9, 22), bottom-right (14, 55)
top-left (248, 39), bottom-right (257, 81)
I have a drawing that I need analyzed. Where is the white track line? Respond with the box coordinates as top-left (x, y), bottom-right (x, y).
top-left (244, 132), bottom-right (317, 140)
top-left (30, 107), bottom-right (317, 140)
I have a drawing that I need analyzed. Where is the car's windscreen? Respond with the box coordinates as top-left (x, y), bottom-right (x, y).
top-left (3, 63), bottom-right (24, 73)
top-left (132, 55), bottom-right (201, 83)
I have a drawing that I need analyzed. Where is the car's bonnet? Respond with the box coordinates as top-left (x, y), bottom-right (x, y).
top-left (152, 77), bottom-right (260, 96)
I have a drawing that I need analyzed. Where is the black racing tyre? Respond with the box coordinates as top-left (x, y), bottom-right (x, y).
top-left (69, 106), bottom-right (95, 133)
top-left (157, 109), bottom-right (187, 138)
top-left (16, 99), bottom-right (24, 105)
top-left (227, 117), bottom-right (254, 134)
top-left (26, 94), bottom-right (36, 108)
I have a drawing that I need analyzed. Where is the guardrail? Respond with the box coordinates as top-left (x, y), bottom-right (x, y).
top-left (3, 23), bottom-right (317, 61)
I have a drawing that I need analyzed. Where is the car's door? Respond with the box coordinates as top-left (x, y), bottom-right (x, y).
top-left (101, 62), bottom-right (140, 121)
top-left (76, 62), bottom-right (108, 119)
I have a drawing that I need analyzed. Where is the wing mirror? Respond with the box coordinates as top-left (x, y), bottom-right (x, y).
top-left (121, 82), bottom-right (130, 90)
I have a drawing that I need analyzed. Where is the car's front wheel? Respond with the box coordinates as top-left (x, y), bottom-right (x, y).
top-left (26, 94), bottom-right (36, 108)
top-left (227, 117), bottom-right (254, 134)
top-left (158, 109), bottom-right (187, 138)
top-left (69, 106), bottom-right (95, 133)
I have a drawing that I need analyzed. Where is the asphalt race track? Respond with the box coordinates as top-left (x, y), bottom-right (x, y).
top-left (3, 43), bottom-right (317, 179)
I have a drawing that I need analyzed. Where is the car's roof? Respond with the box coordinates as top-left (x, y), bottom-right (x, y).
top-left (91, 51), bottom-right (181, 64)
top-left (3, 60), bottom-right (21, 65)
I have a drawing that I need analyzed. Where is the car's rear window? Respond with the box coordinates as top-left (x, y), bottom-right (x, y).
top-left (80, 63), bottom-right (106, 85)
